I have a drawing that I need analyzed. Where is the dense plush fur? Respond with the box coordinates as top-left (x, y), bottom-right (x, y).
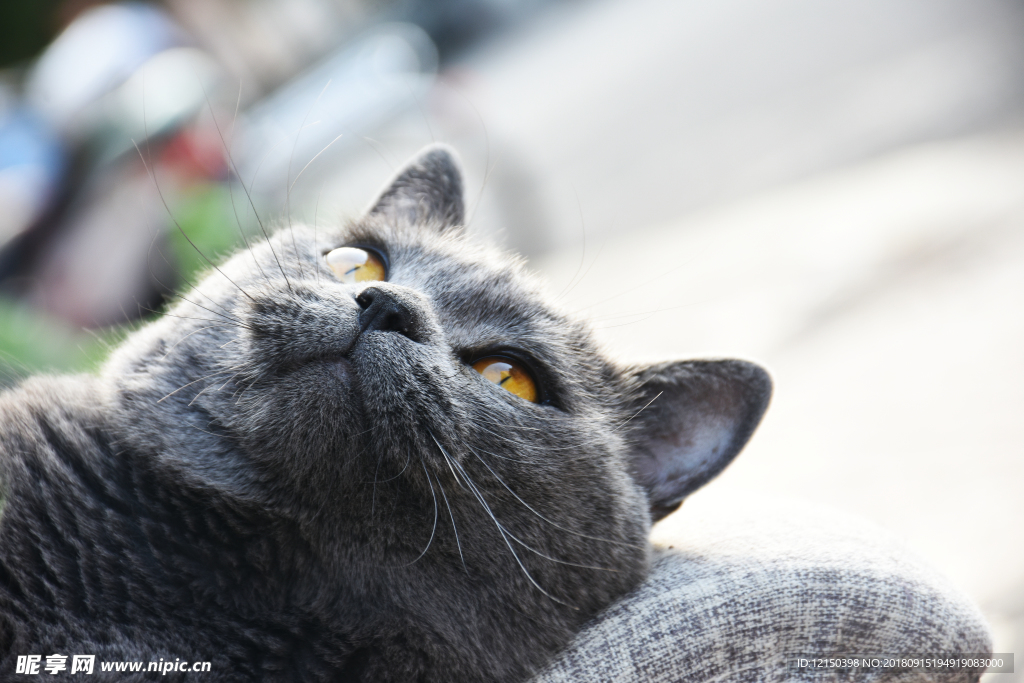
top-left (0, 146), bottom-right (770, 681)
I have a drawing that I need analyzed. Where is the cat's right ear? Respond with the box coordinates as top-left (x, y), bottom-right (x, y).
top-left (623, 359), bottom-right (771, 522)
top-left (366, 144), bottom-right (465, 230)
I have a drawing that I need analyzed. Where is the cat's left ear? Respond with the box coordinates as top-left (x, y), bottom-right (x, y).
top-left (624, 359), bottom-right (772, 522)
top-left (366, 143), bottom-right (465, 230)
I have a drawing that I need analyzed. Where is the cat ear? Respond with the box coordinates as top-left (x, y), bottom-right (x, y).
top-left (624, 359), bottom-right (771, 522)
top-left (366, 144), bottom-right (465, 229)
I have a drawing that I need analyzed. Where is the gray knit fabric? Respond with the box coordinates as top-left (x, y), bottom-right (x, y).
top-left (532, 497), bottom-right (991, 683)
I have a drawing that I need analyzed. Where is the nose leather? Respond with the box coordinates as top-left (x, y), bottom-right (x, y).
top-left (356, 287), bottom-right (422, 341)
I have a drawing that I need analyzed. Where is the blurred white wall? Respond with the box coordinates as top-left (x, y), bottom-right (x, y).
top-left (286, 0), bottom-right (1024, 255)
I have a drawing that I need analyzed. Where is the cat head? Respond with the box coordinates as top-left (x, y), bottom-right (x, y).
top-left (101, 144), bottom-right (770, 644)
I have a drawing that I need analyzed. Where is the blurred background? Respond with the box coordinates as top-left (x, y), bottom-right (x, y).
top-left (0, 0), bottom-right (1022, 677)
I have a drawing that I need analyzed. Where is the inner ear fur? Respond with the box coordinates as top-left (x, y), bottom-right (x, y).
top-left (366, 143), bottom-right (465, 229)
top-left (625, 359), bottom-right (772, 522)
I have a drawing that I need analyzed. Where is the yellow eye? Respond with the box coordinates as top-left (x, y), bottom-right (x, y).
top-left (325, 247), bottom-right (386, 284)
top-left (472, 357), bottom-right (538, 403)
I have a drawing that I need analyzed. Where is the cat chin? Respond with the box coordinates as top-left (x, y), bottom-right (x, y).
top-left (323, 357), bottom-right (354, 384)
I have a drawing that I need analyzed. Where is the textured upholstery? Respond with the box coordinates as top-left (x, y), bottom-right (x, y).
top-left (532, 496), bottom-right (991, 682)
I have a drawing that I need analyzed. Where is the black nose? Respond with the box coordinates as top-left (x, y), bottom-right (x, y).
top-left (356, 287), bottom-right (420, 340)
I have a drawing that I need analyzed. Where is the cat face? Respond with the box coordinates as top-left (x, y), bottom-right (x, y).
top-left (99, 145), bottom-right (770, 677)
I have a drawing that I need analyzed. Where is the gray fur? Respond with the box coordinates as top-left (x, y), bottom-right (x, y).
top-left (367, 144), bottom-right (465, 228)
top-left (0, 145), bottom-right (770, 681)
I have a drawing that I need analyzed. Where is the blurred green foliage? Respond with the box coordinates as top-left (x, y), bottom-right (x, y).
top-left (167, 182), bottom-right (244, 287)
top-left (0, 296), bottom-right (130, 386)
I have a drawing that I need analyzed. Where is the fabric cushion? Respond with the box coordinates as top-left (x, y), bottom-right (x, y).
top-left (532, 496), bottom-right (991, 682)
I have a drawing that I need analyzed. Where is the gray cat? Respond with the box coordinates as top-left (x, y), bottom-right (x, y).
top-left (0, 145), bottom-right (770, 682)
